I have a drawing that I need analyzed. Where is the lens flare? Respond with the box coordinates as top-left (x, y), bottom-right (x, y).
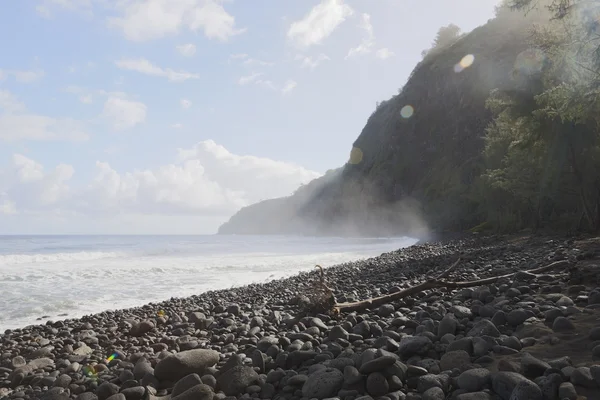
top-left (454, 54), bottom-right (475, 73)
top-left (349, 147), bottom-right (363, 165)
top-left (82, 365), bottom-right (97, 378)
top-left (157, 310), bottom-right (165, 317)
top-left (400, 105), bottom-right (414, 119)
top-left (106, 353), bottom-right (117, 362)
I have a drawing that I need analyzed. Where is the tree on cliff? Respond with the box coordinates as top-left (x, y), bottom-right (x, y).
top-left (477, 0), bottom-right (600, 232)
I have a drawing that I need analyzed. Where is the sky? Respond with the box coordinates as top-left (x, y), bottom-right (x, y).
top-left (0, 0), bottom-right (501, 235)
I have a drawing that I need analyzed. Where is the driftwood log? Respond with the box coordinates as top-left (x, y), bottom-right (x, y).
top-left (328, 258), bottom-right (570, 314)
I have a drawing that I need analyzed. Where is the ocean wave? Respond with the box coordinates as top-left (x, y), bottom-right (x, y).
top-left (0, 251), bottom-right (124, 266)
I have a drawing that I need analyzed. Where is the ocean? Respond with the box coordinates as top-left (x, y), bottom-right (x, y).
top-left (0, 235), bottom-right (418, 331)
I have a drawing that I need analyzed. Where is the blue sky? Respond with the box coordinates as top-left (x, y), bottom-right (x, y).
top-left (0, 0), bottom-right (500, 234)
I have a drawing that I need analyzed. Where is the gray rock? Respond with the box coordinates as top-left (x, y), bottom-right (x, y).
top-left (216, 365), bottom-right (259, 396)
top-left (171, 384), bottom-right (213, 400)
top-left (506, 310), bottom-right (528, 326)
top-left (491, 372), bottom-right (530, 400)
top-left (329, 326), bottom-right (350, 341)
top-left (570, 367), bottom-right (596, 388)
top-left (129, 320), bottom-right (154, 337)
top-left (105, 395), bottom-right (126, 400)
top-left (359, 355), bottom-right (396, 374)
top-left (467, 320), bottom-right (500, 338)
top-left (537, 373), bottom-right (562, 400)
top-left (520, 353), bottom-right (550, 379)
top-left (438, 314), bottom-right (457, 337)
top-left (343, 365), bottom-right (362, 385)
top-left (133, 357), bottom-right (153, 380)
top-left (120, 387), bottom-right (145, 400)
top-left (422, 387), bottom-right (444, 400)
top-left (172, 374), bottom-right (203, 398)
top-left (76, 393), bottom-right (98, 400)
top-left (398, 336), bottom-right (432, 357)
top-left (558, 382), bottom-right (577, 400)
top-left (591, 365), bottom-right (600, 386)
top-left (440, 350), bottom-right (470, 371)
top-left (96, 382), bottom-right (119, 400)
top-left (366, 372), bottom-right (388, 397)
top-left (301, 368), bottom-right (344, 400)
top-left (508, 379), bottom-right (542, 400)
top-left (450, 305), bottom-right (473, 319)
top-left (446, 338), bottom-right (473, 355)
top-left (457, 368), bottom-right (491, 392)
top-left (154, 349), bottom-right (219, 382)
top-left (456, 392), bottom-right (494, 400)
top-left (551, 316), bottom-right (575, 332)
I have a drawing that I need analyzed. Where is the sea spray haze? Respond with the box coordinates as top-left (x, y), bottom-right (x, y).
top-left (0, 234), bottom-right (418, 331)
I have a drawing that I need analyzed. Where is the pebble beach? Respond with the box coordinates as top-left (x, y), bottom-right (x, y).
top-left (2, 233), bottom-right (600, 400)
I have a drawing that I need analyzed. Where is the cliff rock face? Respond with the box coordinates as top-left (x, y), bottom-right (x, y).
top-left (219, 10), bottom-right (542, 237)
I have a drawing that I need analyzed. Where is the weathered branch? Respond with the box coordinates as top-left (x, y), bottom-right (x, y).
top-left (333, 259), bottom-right (570, 313)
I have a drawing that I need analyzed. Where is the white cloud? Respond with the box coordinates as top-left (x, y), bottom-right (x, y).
top-left (229, 53), bottom-right (248, 60)
top-left (242, 58), bottom-right (274, 67)
top-left (287, 0), bottom-right (353, 48)
top-left (297, 54), bottom-right (330, 70)
top-left (0, 154), bottom-right (75, 213)
top-left (238, 72), bottom-right (263, 86)
top-left (345, 13), bottom-right (375, 59)
top-left (115, 58), bottom-right (200, 82)
top-left (180, 99), bottom-right (192, 109)
top-left (0, 69), bottom-right (45, 83)
top-left (0, 141), bottom-right (321, 219)
top-left (80, 94), bottom-right (93, 104)
top-left (172, 123), bottom-right (183, 129)
top-left (0, 90), bottom-right (89, 142)
top-left (36, 0), bottom-right (94, 18)
top-left (376, 48), bottom-right (395, 60)
top-left (108, 0), bottom-right (246, 42)
top-left (281, 80), bottom-right (297, 95)
top-left (176, 43), bottom-right (197, 57)
top-left (102, 96), bottom-right (147, 130)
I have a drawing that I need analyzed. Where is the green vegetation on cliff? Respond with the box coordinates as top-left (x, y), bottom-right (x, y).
top-left (219, 0), bottom-right (600, 237)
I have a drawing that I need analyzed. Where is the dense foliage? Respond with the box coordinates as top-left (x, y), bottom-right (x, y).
top-left (476, 0), bottom-right (600, 232)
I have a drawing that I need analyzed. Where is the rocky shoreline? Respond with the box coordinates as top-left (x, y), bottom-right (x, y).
top-left (2, 233), bottom-right (600, 400)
